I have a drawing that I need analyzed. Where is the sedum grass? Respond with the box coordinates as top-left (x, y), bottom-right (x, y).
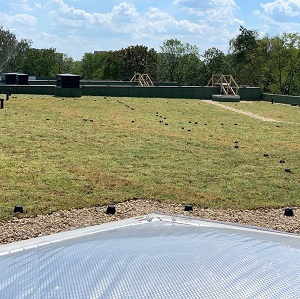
top-left (0, 95), bottom-right (299, 220)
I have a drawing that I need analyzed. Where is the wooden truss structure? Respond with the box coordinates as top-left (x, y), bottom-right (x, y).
top-left (207, 74), bottom-right (239, 96)
top-left (131, 73), bottom-right (154, 86)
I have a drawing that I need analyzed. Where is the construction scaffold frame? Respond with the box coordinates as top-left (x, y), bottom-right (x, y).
top-left (131, 73), bottom-right (154, 86)
top-left (207, 74), bottom-right (239, 96)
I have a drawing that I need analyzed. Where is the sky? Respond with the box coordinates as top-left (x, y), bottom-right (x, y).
top-left (1, 0), bottom-right (300, 60)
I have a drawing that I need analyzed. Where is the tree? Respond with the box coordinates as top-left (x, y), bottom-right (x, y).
top-left (202, 47), bottom-right (232, 84)
top-left (229, 28), bottom-right (300, 94)
top-left (158, 39), bottom-right (184, 82)
top-left (158, 39), bottom-right (201, 85)
top-left (102, 51), bottom-right (123, 80)
top-left (251, 36), bottom-right (274, 92)
top-left (0, 26), bottom-right (31, 72)
top-left (103, 45), bottom-right (158, 81)
top-left (270, 33), bottom-right (300, 95)
top-left (229, 26), bottom-right (259, 85)
top-left (22, 48), bottom-right (60, 77)
top-left (79, 51), bottom-right (109, 79)
top-left (69, 60), bottom-right (82, 76)
top-left (81, 52), bottom-right (98, 79)
top-left (59, 54), bottom-right (79, 74)
top-left (181, 52), bottom-right (205, 85)
top-left (252, 33), bottom-right (300, 95)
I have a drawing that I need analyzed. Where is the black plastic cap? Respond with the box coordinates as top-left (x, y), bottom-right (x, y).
top-left (284, 208), bottom-right (294, 217)
top-left (14, 206), bottom-right (24, 213)
top-left (106, 205), bottom-right (116, 215)
top-left (184, 205), bottom-right (193, 212)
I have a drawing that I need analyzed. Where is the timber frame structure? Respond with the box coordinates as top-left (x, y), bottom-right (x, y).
top-left (130, 73), bottom-right (154, 86)
top-left (207, 74), bottom-right (239, 96)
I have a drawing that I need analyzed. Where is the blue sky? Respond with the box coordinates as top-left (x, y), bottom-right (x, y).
top-left (1, 0), bottom-right (300, 60)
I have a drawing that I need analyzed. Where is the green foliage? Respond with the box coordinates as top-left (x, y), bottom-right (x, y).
top-left (268, 33), bottom-right (300, 95)
top-left (202, 47), bottom-right (232, 84)
top-left (79, 46), bottom-right (158, 81)
top-left (229, 26), bottom-right (259, 85)
top-left (181, 53), bottom-right (205, 85)
top-left (229, 26), bottom-right (258, 62)
top-left (158, 39), bottom-right (202, 85)
top-left (228, 27), bottom-right (300, 95)
top-left (158, 39), bottom-right (186, 82)
top-left (22, 48), bottom-right (63, 77)
top-left (59, 54), bottom-right (78, 74)
top-left (0, 27), bottom-right (32, 73)
top-left (103, 45), bottom-right (158, 81)
top-left (80, 51), bottom-right (109, 79)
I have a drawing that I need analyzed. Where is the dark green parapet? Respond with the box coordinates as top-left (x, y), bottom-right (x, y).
top-left (0, 85), bottom-right (55, 95)
top-left (197, 86), bottom-right (219, 99)
top-left (29, 80), bottom-right (56, 85)
top-left (263, 93), bottom-right (300, 105)
top-left (81, 80), bottom-right (138, 87)
top-left (12, 85), bottom-right (31, 94)
top-left (55, 87), bottom-right (82, 97)
top-left (30, 85), bottom-right (55, 95)
top-left (36, 76), bottom-right (56, 80)
top-left (0, 85), bottom-right (24, 94)
top-left (0, 83), bottom-right (263, 101)
top-left (81, 85), bottom-right (219, 99)
top-left (69, 85), bottom-right (258, 100)
top-left (238, 87), bottom-right (262, 101)
top-left (154, 82), bottom-right (181, 87)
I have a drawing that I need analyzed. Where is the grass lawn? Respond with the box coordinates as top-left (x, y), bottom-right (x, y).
top-left (0, 95), bottom-right (299, 220)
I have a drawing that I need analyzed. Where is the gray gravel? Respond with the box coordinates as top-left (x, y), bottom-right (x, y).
top-left (0, 199), bottom-right (299, 245)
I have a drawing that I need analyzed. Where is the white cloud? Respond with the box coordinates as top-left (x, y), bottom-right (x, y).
top-left (35, 2), bottom-right (42, 9)
top-left (36, 31), bottom-right (62, 44)
top-left (183, 7), bottom-right (205, 17)
top-left (111, 1), bottom-right (139, 19)
top-left (177, 19), bottom-right (205, 33)
top-left (253, 0), bottom-right (300, 36)
top-left (47, 0), bottom-right (207, 37)
top-left (172, 0), bottom-right (189, 4)
top-left (260, 0), bottom-right (300, 17)
top-left (146, 7), bottom-right (173, 21)
top-left (0, 12), bottom-right (37, 28)
top-left (48, 0), bottom-right (123, 28)
top-left (209, 0), bottom-right (238, 7)
top-left (10, 0), bottom-right (42, 12)
top-left (173, 0), bottom-right (242, 28)
top-left (20, 0), bottom-right (34, 11)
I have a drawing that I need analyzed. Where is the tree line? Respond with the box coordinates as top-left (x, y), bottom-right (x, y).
top-left (1, 26), bottom-right (300, 95)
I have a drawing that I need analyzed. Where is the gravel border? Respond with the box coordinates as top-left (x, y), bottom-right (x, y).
top-left (0, 199), bottom-right (299, 245)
